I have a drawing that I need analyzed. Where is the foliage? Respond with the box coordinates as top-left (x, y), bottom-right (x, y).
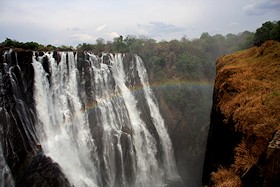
top-left (254, 21), bottom-right (280, 45)
top-left (72, 29), bottom-right (255, 81)
top-left (0, 38), bottom-right (75, 51)
top-left (1, 38), bottom-right (44, 50)
top-left (76, 43), bottom-right (93, 51)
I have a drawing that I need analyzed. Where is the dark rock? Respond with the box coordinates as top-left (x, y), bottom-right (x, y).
top-left (120, 133), bottom-right (135, 186)
top-left (263, 130), bottom-right (280, 187)
top-left (38, 52), bottom-right (44, 57)
top-left (16, 154), bottom-right (72, 187)
top-left (53, 51), bottom-right (61, 63)
top-left (102, 54), bottom-right (110, 65)
top-left (202, 87), bottom-right (242, 184)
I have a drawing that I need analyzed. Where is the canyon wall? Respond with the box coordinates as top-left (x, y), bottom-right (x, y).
top-left (203, 41), bottom-right (280, 187)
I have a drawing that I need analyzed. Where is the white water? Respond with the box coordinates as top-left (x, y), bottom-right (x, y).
top-left (32, 52), bottom-right (99, 187)
top-left (32, 52), bottom-right (180, 187)
top-left (135, 56), bottom-right (179, 180)
top-left (109, 54), bottom-right (164, 186)
top-left (88, 53), bottom-right (132, 187)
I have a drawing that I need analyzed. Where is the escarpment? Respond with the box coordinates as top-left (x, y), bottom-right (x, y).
top-left (203, 41), bottom-right (280, 187)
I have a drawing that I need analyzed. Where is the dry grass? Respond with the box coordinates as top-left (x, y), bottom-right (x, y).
top-left (234, 140), bottom-right (258, 175)
top-left (211, 168), bottom-right (242, 187)
top-left (212, 41), bottom-right (280, 185)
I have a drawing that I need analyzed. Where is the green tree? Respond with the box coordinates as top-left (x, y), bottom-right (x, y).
top-left (270, 21), bottom-right (280, 42)
top-left (23, 41), bottom-right (41, 50)
top-left (1, 38), bottom-right (42, 50)
top-left (95, 38), bottom-right (106, 53)
top-left (77, 43), bottom-right (93, 51)
top-left (2, 38), bottom-right (14, 47)
top-left (254, 21), bottom-right (274, 45)
top-left (113, 35), bottom-right (127, 53)
top-left (176, 53), bottom-right (202, 79)
top-left (123, 35), bottom-right (137, 52)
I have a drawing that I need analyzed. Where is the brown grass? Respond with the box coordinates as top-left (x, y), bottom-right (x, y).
top-left (212, 41), bottom-right (280, 185)
top-left (234, 140), bottom-right (258, 174)
top-left (211, 168), bottom-right (242, 187)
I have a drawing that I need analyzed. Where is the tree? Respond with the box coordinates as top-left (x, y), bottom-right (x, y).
top-left (23, 41), bottom-right (41, 50)
top-left (270, 21), bottom-right (280, 42)
top-left (95, 38), bottom-right (105, 53)
top-left (113, 35), bottom-right (128, 53)
top-left (2, 38), bottom-right (14, 47)
top-left (1, 38), bottom-right (42, 50)
top-left (123, 35), bottom-right (137, 52)
top-left (254, 21), bottom-right (274, 45)
top-left (77, 43), bottom-right (92, 51)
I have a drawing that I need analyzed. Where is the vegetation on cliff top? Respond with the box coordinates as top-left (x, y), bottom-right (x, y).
top-left (254, 21), bottom-right (280, 46)
top-left (211, 40), bottom-right (280, 186)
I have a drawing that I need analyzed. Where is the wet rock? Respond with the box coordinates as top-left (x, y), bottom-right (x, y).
top-left (53, 51), bottom-right (61, 63)
top-left (120, 133), bottom-right (135, 186)
top-left (16, 154), bottom-right (72, 187)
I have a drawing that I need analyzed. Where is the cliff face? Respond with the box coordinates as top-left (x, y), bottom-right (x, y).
top-left (203, 41), bottom-right (280, 186)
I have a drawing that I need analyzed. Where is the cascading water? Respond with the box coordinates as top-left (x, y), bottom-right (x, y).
top-left (135, 56), bottom-right (179, 181)
top-left (32, 52), bottom-right (99, 187)
top-left (29, 51), bottom-right (180, 187)
top-left (109, 54), bottom-right (163, 186)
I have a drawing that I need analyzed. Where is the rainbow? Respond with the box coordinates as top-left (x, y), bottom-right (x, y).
top-left (81, 79), bottom-right (214, 113)
top-left (149, 79), bottom-right (213, 89)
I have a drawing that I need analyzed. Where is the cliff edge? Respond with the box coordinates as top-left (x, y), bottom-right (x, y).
top-left (203, 41), bottom-right (280, 187)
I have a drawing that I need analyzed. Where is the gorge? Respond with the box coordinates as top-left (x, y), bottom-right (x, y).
top-left (2, 40), bottom-right (279, 187)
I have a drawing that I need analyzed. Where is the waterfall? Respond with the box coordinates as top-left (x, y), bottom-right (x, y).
top-left (109, 54), bottom-right (163, 186)
top-left (30, 52), bottom-right (180, 187)
top-left (135, 56), bottom-right (179, 181)
top-left (32, 52), bottom-right (99, 187)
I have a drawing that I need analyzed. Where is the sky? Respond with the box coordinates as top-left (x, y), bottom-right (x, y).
top-left (0, 0), bottom-right (279, 46)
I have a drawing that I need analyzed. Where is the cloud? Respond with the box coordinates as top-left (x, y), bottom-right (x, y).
top-left (228, 22), bottom-right (240, 27)
top-left (96, 25), bottom-right (106, 31)
top-left (243, 0), bottom-right (280, 16)
top-left (137, 21), bottom-right (186, 38)
top-left (67, 27), bottom-right (85, 32)
top-left (69, 33), bottom-right (94, 43)
top-left (256, 0), bottom-right (280, 9)
top-left (1, 0), bottom-right (279, 45)
top-left (108, 32), bottom-right (120, 38)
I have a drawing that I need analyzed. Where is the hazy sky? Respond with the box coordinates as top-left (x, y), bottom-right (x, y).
top-left (0, 0), bottom-right (279, 46)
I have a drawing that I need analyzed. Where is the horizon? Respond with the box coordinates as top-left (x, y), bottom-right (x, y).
top-left (0, 0), bottom-right (279, 46)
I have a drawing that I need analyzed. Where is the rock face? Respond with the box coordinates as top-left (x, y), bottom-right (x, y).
top-left (203, 41), bottom-right (280, 186)
top-left (0, 50), bottom-right (71, 186)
